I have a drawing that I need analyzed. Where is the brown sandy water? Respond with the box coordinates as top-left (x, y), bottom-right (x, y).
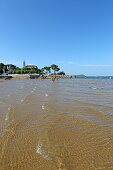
top-left (0, 78), bottom-right (113, 170)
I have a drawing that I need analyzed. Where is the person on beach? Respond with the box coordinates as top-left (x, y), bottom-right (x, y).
top-left (51, 76), bottom-right (56, 82)
top-left (40, 75), bottom-right (46, 80)
top-left (51, 76), bottom-right (59, 82)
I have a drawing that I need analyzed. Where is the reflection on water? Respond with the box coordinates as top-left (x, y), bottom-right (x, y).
top-left (0, 79), bottom-right (113, 170)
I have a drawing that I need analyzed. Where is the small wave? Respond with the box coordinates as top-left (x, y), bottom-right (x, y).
top-left (36, 142), bottom-right (52, 160)
top-left (92, 87), bottom-right (98, 90)
top-left (45, 93), bottom-right (49, 97)
top-left (33, 87), bottom-right (36, 91)
top-left (21, 99), bottom-right (24, 103)
top-left (5, 106), bottom-right (11, 120)
top-left (36, 143), bottom-right (42, 154)
top-left (42, 105), bottom-right (45, 110)
top-left (36, 143), bottom-right (67, 169)
top-left (8, 107), bottom-right (11, 111)
top-left (5, 113), bottom-right (9, 121)
top-left (20, 94), bottom-right (32, 104)
top-left (90, 87), bottom-right (104, 90)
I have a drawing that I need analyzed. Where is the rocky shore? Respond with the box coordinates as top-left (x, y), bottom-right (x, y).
top-left (0, 74), bottom-right (74, 80)
top-left (0, 75), bottom-right (13, 81)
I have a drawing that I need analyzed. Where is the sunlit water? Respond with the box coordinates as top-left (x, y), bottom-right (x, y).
top-left (0, 78), bottom-right (113, 170)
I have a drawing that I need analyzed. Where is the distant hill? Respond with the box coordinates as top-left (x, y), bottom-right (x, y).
top-left (73, 75), bottom-right (86, 78)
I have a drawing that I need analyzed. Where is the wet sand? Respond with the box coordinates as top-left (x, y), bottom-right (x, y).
top-left (0, 79), bottom-right (113, 170)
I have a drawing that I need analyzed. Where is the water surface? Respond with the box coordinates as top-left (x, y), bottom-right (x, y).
top-left (0, 78), bottom-right (113, 170)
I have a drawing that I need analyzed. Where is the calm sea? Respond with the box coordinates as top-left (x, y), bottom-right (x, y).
top-left (0, 78), bottom-right (113, 170)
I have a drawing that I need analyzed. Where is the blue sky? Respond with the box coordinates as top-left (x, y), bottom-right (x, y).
top-left (0, 0), bottom-right (113, 75)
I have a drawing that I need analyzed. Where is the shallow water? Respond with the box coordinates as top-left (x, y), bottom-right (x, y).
top-left (0, 79), bottom-right (113, 170)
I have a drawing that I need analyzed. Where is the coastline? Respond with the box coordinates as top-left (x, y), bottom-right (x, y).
top-left (0, 74), bottom-right (73, 81)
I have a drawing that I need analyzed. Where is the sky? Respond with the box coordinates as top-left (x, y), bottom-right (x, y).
top-left (0, 0), bottom-right (113, 75)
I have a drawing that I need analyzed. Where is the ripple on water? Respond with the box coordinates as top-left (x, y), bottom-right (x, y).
top-left (42, 105), bottom-right (45, 110)
top-left (36, 142), bottom-right (52, 160)
top-left (5, 106), bottom-right (11, 121)
top-left (45, 93), bottom-right (49, 97)
top-left (36, 142), bottom-right (67, 170)
top-left (0, 79), bottom-right (113, 169)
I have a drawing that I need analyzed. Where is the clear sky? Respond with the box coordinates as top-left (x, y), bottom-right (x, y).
top-left (0, 0), bottom-right (113, 75)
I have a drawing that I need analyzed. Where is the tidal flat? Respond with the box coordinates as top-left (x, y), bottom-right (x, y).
top-left (0, 78), bottom-right (113, 170)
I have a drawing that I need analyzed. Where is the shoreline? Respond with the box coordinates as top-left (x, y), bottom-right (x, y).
top-left (0, 74), bottom-right (73, 81)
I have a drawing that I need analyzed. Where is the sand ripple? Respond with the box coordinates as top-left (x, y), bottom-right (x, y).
top-left (0, 79), bottom-right (113, 169)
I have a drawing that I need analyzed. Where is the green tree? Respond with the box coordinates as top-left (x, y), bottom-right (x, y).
top-left (57, 71), bottom-right (65, 75)
top-left (21, 69), bottom-right (25, 74)
top-left (3, 65), bottom-right (8, 73)
top-left (43, 66), bottom-right (51, 73)
top-left (16, 67), bottom-right (20, 70)
top-left (8, 70), bottom-right (13, 74)
top-left (36, 69), bottom-right (42, 74)
top-left (0, 63), bottom-right (4, 74)
top-left (15, 70), bottom-right (21, 74)
top-left (31, 67), bottom-right (38, 71)
top-left (51, 64), bottom-right (60, 74)
top-left (8, 70), bottom-right (16, 74)
top-left (23, 67), bottom-right (28, 70)
top-left (41, 68), bottom-right (45, 74)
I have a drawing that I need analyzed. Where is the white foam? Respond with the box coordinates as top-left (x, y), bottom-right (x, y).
top-left (5, 107), bottom-right (11, 121)
top-left (91, 87), bottom-right (97, 90)
top-left (90, 87), bottom-right (104, 90)
top-left (5, 113), bottom-right (9, 121)
top-left (8, 107), bottom-right (11, 111)
top-left (45, 93), bottom-right (49, 97)
top-left (42, 105), bottom-right (45, 110)
top-left (36, 143), bottom-right (43, 155)
top-left (36, 143), bottom-right (51, 160)
top-left (21, 99), bottom-right (24, 103)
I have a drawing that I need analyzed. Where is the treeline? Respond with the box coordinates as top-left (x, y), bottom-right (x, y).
top-left (0, 63), bottom-right (65, 75)
top-left (0, 63), bottom-right (7, 74)
top-left (8, 67), bottom-right (41, 74)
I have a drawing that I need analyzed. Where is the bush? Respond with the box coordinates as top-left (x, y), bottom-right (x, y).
top-left (15, 70), bottom-right (21, 74)
top-left (57, 71), bottom-right (65, 75)
top-left (8, 70), bottom-right (15, 74)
